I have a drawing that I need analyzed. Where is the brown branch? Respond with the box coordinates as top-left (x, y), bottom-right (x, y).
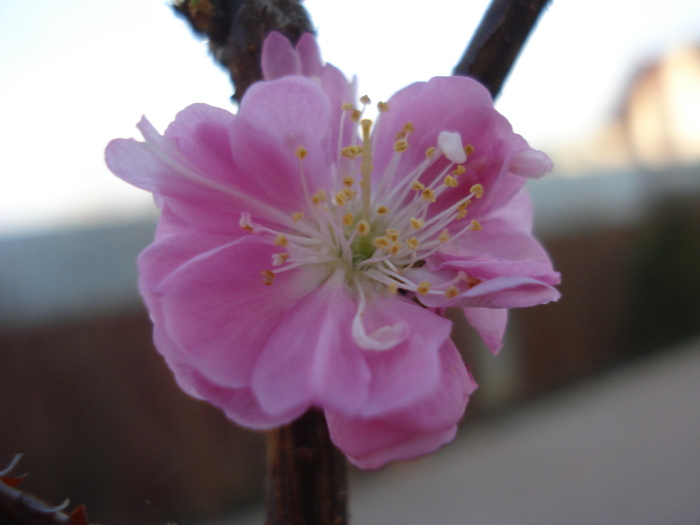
top-left (265, 410), bottom-right (348, 525)
top-left (172, 0), bottom-right (314, 102)
top-left (453, 0), bottom-right (551, 99)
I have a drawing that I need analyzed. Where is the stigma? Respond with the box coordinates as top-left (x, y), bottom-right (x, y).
top-left (245, 98), bottom-right (484, 298)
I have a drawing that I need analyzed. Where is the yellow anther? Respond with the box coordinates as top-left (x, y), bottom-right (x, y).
top-left (410, 218), bottom-right (424, 229)
top-left (341, 146), bottom-right (354, 158)
top-left (445, 286), bottom-right (460, 299)
top-left (295, 146), bottom-right (307, 159)
top-left (444, 175), bottom-right (458, 188)
top-left (272, 253), bottom-right (289, 266)
top-left (387, 282), bottom-right (398, 294)
top-left (360, 95), bottom-right (371, 105)
top-left (350, 109), bottom-right (362, 122)
top-left (335, 191), bottom-right (347, 206)
top-left (438, 229), bottom-right (450, 243)
top-left (425, 147), bottom-right (436, 158)
top-left (421, 188), bottom-right (436, 203)
top-left (464, 144), bottom-right (475, 155)
top-left (470, 184), bottom-right (484, 199)
top-left (239, 215), bottom-right (254, 232)
top-left (393, 139), bottom-right (409, 153)
top-left (373, 236), bottom-right (391, 249)
top-left (292, 211), bottom-right (304, 222)
top-left (341, 102), bottom-right (355, 111)
top-left (342, 213), bottom-right (354, 226)
top-left (341, 145), bottom-right (362, 158)
top-left (342, 188), bottom-right (357, 199)
top-left (376, 205), bottom-right (389, 215)
top-left (470, 220), bottom-right (483, 231)
top-left (378, 101), bottom-right (389, 113)
top-left (312, 189), bottom-right (327, 204)
top-left (262, 270), bottom-right (276, 286)
top-left (453, 165), bottom-right (466, 176)
top-left (389, 241), bottom-right (402, 255)
top-left (402, 122), bottom-right (415, 133)
top-left (407, 237), bottom-right (420, 250)
top-left (416, 282), bottom-right (432, 295)
top-left (274, 234), bottom-right (288, 247)
top-left (395, 130), bottom-right (407, 140)
top-left (356, 220), bottom-right (371, 236)
top-left (456, 208), bottom-right (468, 220)
top-left (386, 229), bottom-right (400, 241)
top-left (411, 180), bottom-right (425, 191)
top-left (464, 275), bottom-right (482, 288)
top-left (343, 176), bottom-right (355, 187)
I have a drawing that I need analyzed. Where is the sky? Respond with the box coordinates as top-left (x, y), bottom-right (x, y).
top-left (1, 0), bottom-right (699, 235)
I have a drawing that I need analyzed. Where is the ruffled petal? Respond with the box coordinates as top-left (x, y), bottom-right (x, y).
top-left (252, 270), bottom-right (371, 416)
top-left (326, 341), bottom-right (477, 469)
top-left (157, 236), bottom-right (329, 388)
top-left (463, 307), bottom-right (508, 355)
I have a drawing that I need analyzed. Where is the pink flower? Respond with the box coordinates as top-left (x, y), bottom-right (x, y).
top-left (105, 33), bottom-right (560, 469)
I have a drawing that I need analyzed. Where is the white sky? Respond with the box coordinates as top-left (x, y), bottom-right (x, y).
top-left (1, 0), bottom-right (699, 235)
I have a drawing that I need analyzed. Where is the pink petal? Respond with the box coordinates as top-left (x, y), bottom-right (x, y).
top-left (158, 236), bottom-right (328, 388)
top-left (326, 341), bottom-right (477, 469)
top-left (296, 32), bottom-right (324, 77)
top-left (261, 31), bottom-right (302, 80)
top-left (463, 307), bottom-right (508, 355)
top-left (252, 271), bottom-right (371, 416)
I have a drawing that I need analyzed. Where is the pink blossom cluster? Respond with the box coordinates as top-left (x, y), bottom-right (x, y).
top-left (106, 33), bottom-right (560, 469)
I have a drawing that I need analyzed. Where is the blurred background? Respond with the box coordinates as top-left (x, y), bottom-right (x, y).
top-left (1, 0), bottom-right (699, 523)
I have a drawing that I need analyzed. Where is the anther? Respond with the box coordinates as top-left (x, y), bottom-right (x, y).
top-left (274, 234), bottom-right (288, 247)
top-left (343, 188), bottom-right (357, 199)
top-left (421, 188), bottom-right (436, 202)
top-left (376, 205), bottom-right (389, 215)
top-left (342, 213), bottom-right (354, 226)
top-left (410, 218), bottom-right (424, 229)
top-left (402, 122), bottom-right (415, 133)
top-left (356, 220), bottom-right (371, 236)
top-left (407, 237), bottom-right (420, 250)
top-left (239, 213), bottom-right (254, 232)
top-left (411, 181), bottom-right (425, 191)
top-left (416, 282), bottom-right (432, 295)
top-left (295, 146), bottom-right (307, 159)
top-left (262, 270), bottom-right (275, 286)
top-left (453, 165), bottom-right (466, 176)
top-left (386, 229), bottom-right (399, 241)
top-left (470, 220), bottom-right (483, 231)
top-left (389, 241), bottom-right (402, 255)
top-left (425, 147), bottom-right (436, 158)
top-left (464, 144), bottom-right (475, 155)
top-left (272, 253), bottom-right (289, 266)
top-left (292, 212), bottom-right (304, 222)
top-left (350, 109), bottom-right (362, 122)
top-left (393, 139), bottom-right (409, 153)
top-left (438, 229), bottom-right (450, 242)
top-left (444, 175), bottom-right (458, 187)
top-left (343, 176), bottom-right (355, 187)
top-left (335, 192), bottom-right (347, 206)
top-left (373, 236), bottom-right (391, 249)
top-left (341, 103), bottom-right (355, 111)
top-left (470, 184), bottom-right (484, 199)
top-left (312, 190), bottom-right (327, 204)
top-left (445, 286), bottom-right (460, 299)
top-left (378, 101), bottom-right (389, 112)
top-left (360, 95), bottom-right (371, 105)
top-left (387, 282), bottom-right (398, 294)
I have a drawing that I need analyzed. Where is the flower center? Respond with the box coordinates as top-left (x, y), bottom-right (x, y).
top-left (243, 97), bottom-right (485, 299)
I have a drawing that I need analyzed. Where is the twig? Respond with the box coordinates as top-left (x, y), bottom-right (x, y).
top-left (453, 0), bottom-right (551, 98)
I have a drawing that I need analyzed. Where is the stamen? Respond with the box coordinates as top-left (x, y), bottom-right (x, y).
top-left (387, 282), bottom-right (398, 294)
top-left (373, 236), bottom-right (391, 249)
top-left (274, 234), bottom-right (288, 247)
top-left (239, 213), bottom-right (254, 232)
top-left (335, 192), bottom-right (347, 206)
top-left (470, 220), bottom-right (483, 231)
top-left (421, 188), bottom-right (436, 202)
top-left (357, 220), bottom-right (370, 236)
top-left (464, 144), bottom-right (475, 155)
top-left (438, 229), bottom-right (450, 242)
top-left (389, 241), bottom-right (402, 255)
top-left (407, 237), bottom-right (419, 249)
top-left (444, 175), bottom-right (458, 187)
top-left (426, 147), bottom-right (436, 158)
top-left (378, 101), bottom-right (389, 112)
top-left (360, 119), bottom-right (373, 219)
top-left (343, 213), bottom-right (354, 226)
top-left (393, 139), bottom-right (409, 153)
top-left (470, 184), bottom-right (484, 199)
top-left (350, 109), bottom-right (362, 122)
top-left (416, 282), bottom-right (432, 295)
top-left (376, 205), bottom-right (389, 215)
top-left (295, 146), bottom-right (307, 159)
top-left (453, 165), bottom-right (466, 176)
top-left (341, 103), bottom-right (355, 111)
top-left (312, 189), bottom-right (327, 204)
top-left (262, 270), bottom-right (275, 285)
top-left (386, 229), bottom-right (399, 241)
top-left (292, 212), bottom-right (304, 222)
top-left (410, 218), bottom-right (424, 229)
top-left (411, 181), bottom-right (425, 191)
top-left (360, 95), bottom-right (371, 105)
top-left (445, 286), bottom-right (460, 299)
top-left (343, 176), bottom-right (355, 187)
top-left (272, 253), bottom-right (289, 266)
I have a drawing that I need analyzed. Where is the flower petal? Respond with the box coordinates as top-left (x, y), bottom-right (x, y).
top-left (463, 307), bottom-right (508, 355)
top-left (261, 31), bottom-right (302, 80)
top-left (252, 270), bottom-right (371, 416)
top-left (158, 236), bottom-right (328, 388)
top-left (326, 341), bottom-right (476, 469)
